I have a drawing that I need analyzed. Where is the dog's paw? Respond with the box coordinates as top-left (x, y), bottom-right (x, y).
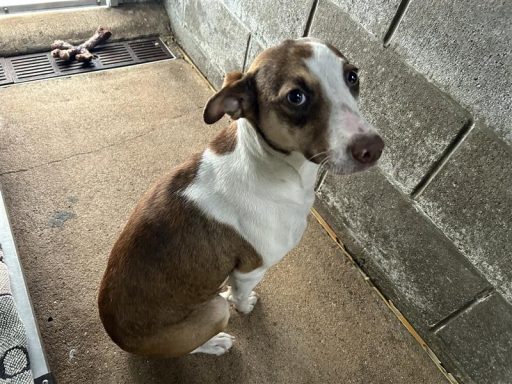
top-left (220, 286), bottom-right (235, 303)
top-left (191, 332), bottom-right (235, 356)
top-left (235, 291), bottom-right (259, 314)
top-left (220, 287), bottom-right (259, 314)
top-left (204, 333), bottom-right (235, 356)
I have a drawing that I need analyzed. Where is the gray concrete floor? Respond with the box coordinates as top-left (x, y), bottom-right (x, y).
top-left (0, 59), bottom-right (446, 383)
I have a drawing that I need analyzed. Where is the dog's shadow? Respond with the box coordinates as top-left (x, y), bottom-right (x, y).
top-left (126, 303), bottom-right (287, 384)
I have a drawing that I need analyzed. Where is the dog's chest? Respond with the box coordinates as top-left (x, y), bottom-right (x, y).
top-left (182, 150), bottom-right (317, 267)
top-left (239, 182), bottom-right (315, 266)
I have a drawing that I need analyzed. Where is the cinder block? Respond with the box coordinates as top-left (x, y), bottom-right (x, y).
top-left (329, 0), bottom-right (400, 38)
top-left (391, 0), bottom-right (512, 146)
top-left (310, 0), bottom-right (471, 194)
top-left (418, 124), bottom-right (512, 303)
top-left (165, 0), bottom-right (250, 89)
top-left (164, 0), bottom-right (184, 26)
top-left (222, 0), bottom-right (314, 46)
top-left (315, 169), bottom-right (491, 331)
top-left (437, 293), bottom-right (512, 383)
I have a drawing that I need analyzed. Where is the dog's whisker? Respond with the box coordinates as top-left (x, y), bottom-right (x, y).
top-left (299, 151), bottom-right (330, 172)
top-left (307, 151), bottom-right (329, 162)
top-left (319, 156), bottom-right (331, 170)
top-left (299, 151), bottom-right (323, 171)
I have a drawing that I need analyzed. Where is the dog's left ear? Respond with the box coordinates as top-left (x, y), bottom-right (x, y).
top-left (203, 71), bottom-right (256, 124)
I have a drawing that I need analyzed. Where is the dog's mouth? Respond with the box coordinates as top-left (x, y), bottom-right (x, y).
top-left (310, 150), bottom-right (381, 175)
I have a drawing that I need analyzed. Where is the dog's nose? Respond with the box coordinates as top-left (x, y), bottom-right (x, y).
top-left (349, 134), bottom-right (384, 164)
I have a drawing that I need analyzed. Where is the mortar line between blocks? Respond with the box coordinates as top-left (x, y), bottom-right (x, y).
top-left (430, 288), bottom-right (496, 334)
top-left (411, 119), bottom-right (475, 199)
top-left (314, 167), bottom-right (328, 191)
top-left (303, 0), bottom-right (319, 37)
top-left (242, 34), bottom-right (252, 73)
top-left (383, 0), bottom-right (412, 47)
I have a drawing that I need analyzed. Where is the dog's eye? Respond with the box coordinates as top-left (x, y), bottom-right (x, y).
top-left (346, 70), bottom-right (358, 86)
top-left (286, 89), bottom-right (307, 106)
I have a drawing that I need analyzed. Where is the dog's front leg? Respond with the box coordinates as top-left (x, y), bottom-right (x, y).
top-left (221, 268), bottom-right (266, 314)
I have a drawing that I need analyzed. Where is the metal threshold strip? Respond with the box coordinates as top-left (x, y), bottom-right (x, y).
top-left (0, 188), bottom-right (55, 384)
top-left (0, 37), bottom-right (175, 86)
top-left (1, 0), bottom-right (107, 15)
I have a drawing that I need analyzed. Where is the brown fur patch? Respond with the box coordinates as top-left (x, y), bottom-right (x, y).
top-left (222, 71), bottom-right (244, 87)
top-left (209, 121), bottom-right (238, 154)
top-left (98, 152), bottom-right (262, 355)
top-left (203, 72), bottom-right (259, 125)
top-left (247, 40), bottom-right (330, 162)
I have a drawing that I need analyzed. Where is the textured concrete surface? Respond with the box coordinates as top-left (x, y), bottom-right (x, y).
top-left (310, 0), bottom-right (471, 194)
top-left (165, 0), bottom-right (250, 88)
top-left (418, 125), bottom-right (512, 303)
top-left (0, 60), bottom-right (207, 173)
top-left (391, 0), bottom-right (512, 146)
top-left (223, 0), bottom-right (313, 46)
top-left (329, 0), bottom-right (400, 38)
top-left (315, 169), bottom-right (490, 331)
top-left (0, 60), bottom-right (445, 383)
top-left (0, 2), bottom-right (171, 57)
top-left (437, 293), bottom-right (512, 384)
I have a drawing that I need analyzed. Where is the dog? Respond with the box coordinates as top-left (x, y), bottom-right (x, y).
top-left (98, 38), bottom-right (384, 357)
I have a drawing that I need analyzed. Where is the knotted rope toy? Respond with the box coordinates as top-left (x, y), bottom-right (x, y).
top-left (51, 26), bottom-right (112, 62)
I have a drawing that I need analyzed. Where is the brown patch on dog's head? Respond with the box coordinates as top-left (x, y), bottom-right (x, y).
top-left (209, 121), bottom-right (238, 154)
top-left (247, 40), bottom-right (330, 160)
top-left (203, 40), bottom-right (325, 158)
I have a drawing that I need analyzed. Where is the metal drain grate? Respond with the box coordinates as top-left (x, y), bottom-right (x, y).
top-left (96, 44), bottom-right (133, 67)
top-left (10, 53), bottom-right (55, 82)
top-left (0, 37), bottom-right (174, 86)
top-left (129, 40), bottom-right (172, 61)
top-left (0, 59), bottom-right (12, 86)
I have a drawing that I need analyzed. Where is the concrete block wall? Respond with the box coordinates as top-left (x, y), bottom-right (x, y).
top-left (162, 1), bottom-right (512, 382)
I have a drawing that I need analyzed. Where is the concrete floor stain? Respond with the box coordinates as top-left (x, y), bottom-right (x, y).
top-left (48, 211), bottom-right (76, 228)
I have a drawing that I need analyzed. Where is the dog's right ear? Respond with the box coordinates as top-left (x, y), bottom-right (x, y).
top-left (203, 71), bottom-right (256, 125)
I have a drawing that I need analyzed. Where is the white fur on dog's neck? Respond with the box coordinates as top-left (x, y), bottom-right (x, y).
top-left (182, 118), bottom-right (319, 267)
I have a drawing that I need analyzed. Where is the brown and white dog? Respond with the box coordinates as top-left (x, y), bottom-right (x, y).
top-left (98, 38), bottom-right (384, 357)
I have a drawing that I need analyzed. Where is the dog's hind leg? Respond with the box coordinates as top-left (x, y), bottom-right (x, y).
top-left (127, 295), bottom-right (232, 358)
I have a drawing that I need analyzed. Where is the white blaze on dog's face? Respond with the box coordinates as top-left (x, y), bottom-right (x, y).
top-left (301, 39), bottom-right (384, 174)
top-left (203, 39), bottom-right (384, 174)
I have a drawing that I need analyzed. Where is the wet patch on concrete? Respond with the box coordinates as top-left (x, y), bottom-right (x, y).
top-left (48, 211), bottom-right (76, 228)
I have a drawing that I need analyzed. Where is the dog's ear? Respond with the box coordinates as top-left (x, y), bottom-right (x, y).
top-left (203, 71), bottom-right (256, 125)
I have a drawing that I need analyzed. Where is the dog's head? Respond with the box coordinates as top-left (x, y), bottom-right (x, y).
top-left (203, 38), bottom-right (384, 174)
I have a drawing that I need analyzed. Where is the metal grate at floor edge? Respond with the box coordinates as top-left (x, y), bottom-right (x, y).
top-left (0, 58), bottom-right (12, 86)
top-left (0, 37), bottom-right (175, 86)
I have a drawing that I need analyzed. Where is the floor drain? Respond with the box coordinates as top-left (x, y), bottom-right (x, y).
top-left (0, 58), bottom-right (10, 85)
top-left (0, 37), bottom-right (175, 86)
